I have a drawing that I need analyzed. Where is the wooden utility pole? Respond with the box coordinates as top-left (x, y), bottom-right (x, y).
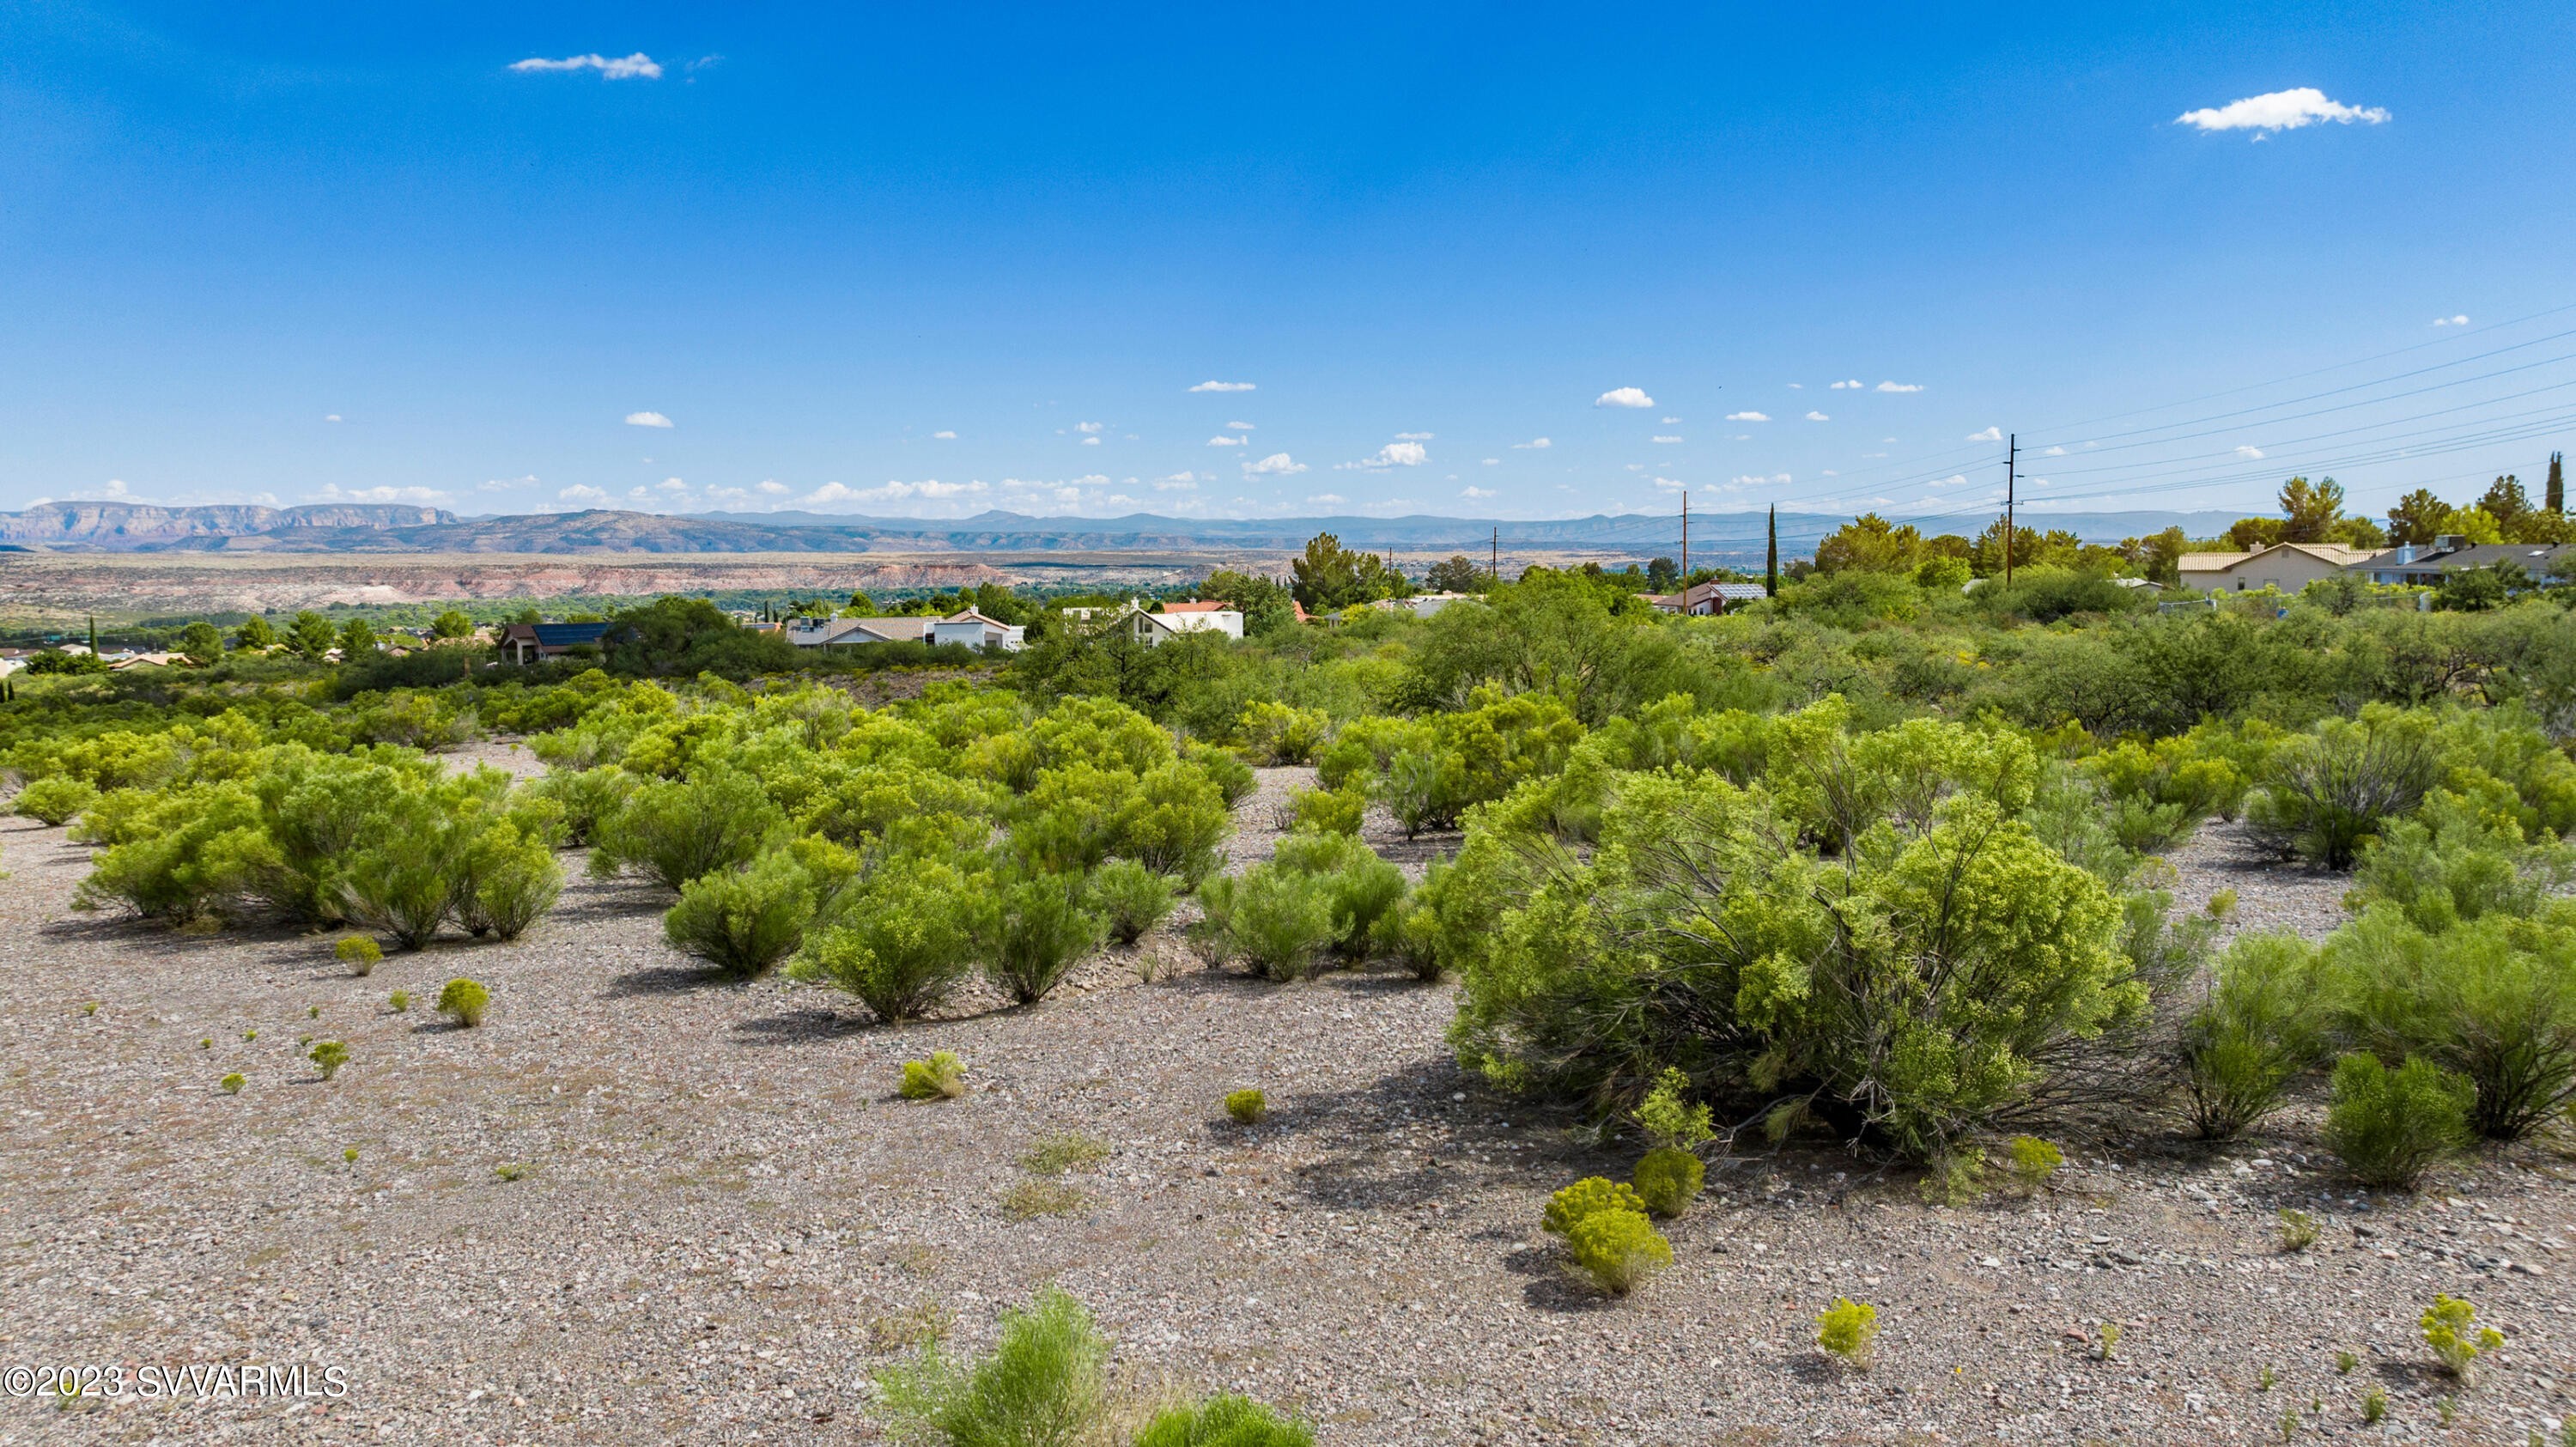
top-left (1490, 526), bottom-right (1498, 587)
top-left (2004, 434), bottom-right (2018, 588)
top-left (1680, 492), bottom-right (1690, 587)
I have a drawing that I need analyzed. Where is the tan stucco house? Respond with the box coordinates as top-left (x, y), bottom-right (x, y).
top-left (2176, 542), bottom-right (2386, 593)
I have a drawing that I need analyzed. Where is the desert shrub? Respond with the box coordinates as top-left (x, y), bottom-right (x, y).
top-left (985, 872), bottom-right (1108, 1004)
top-left (876, 1286), bottom-right (1109, 1447)
top-left (1376, 748), bottom-right (1462, 840)
top-left (1542, 1176), bottom-right (1649, 1237)
top-left (896, 1050), bottom-right (963, 1102)
top-left (453, 822), bottom-right (562, 940)
top-left (1815, 1298), bottom-right (1880, 1367)
top-left (388, 990), bottom-right (410, 1012)
top-left (1184, 875), bottom-right (1239, 966)
top-left (2181, 932), bottom-right (2330, 1139)
top-left (799, 861), bottom-right (988, 1022)
top-left (339, 807), bottom-right (470, 950)
top-left (2001, 1135), bottom-right (2062, 1196)
top-left (75, 782), bottom-right (280, 925)
top-left (1224, 1088), bottom-right (1267, 1124)
top-left (527, 765), bottom-right (636, 848)
top-left (1134, 1395), bottom-right (1313, 1447)
top-left (220, 1073), bottom-right (245, 1095)
top-left (2347, 798), bottom-right (2572, 933)
top-left (13, 774), bottom-right (97, 825)
top-left (1633, 1067), bottom-right (1717, 1149)
top-left (1184, 741), bottom-right (1256, 809)
top-left (1631, 1148), bottom-right (1704, 1219)
top-left (664, 850), bottom-right (817, 976)
top-left (1019, 1132), bottom-right (1109, 1176)
top-left (2246, 710), bottom-right (2444, 869)
top-left (1564, 1207), bottom-right (1670, 1295)
top-left (436, 976), bottom-right (490, 1027)
top-left (2421, 1294), bottom-right (2502, 1381)
top-left (1377, 867), bottom-right (1445, 981)
top-left (1111, 763), bottom-right (1232, 884)
top-left (1239, 702), bottom-right (1331, 764)
top-left (2277, 1208), bottom-right (2319, 1252)
top-left (999, 1181), bottom-right (1087, 1220)
top-left (1272, 831), bottom-right (1405, 961)
top-left (1223, 866), bottom-right (1338, 981)
top-left (591, 766), bottom-right (783, 890)
top-left (1088, 859), bottom-right (1176, 945)
top-left (335, 935), bottom-right (382, 976)
top-left (1284, 782), bottom-right (1365, 837)
top-left (308, 1040), bottom-right (349, 1080)
top-left (2326, 905), bottom-right (2576, 1140)
top-left (2323, 1053), bottom-right (2470, 1189)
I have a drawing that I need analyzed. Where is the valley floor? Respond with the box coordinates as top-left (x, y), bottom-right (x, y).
top-left (5, 793), bottom-right (2575, 1446)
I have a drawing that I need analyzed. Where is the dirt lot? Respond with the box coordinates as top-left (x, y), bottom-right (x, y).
top-left (6, 791), bottom-right (2576, 1446)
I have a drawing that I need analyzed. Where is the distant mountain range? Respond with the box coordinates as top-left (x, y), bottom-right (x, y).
top-left (0, 502), bottom-right (2256, 559)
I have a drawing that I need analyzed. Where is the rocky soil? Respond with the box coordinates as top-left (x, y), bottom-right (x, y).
top-left (5, 797), bottom-right (2576, 1447)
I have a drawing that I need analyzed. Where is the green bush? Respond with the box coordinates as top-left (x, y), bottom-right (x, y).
top-left (1224, 866), bottom-right (1338, 981)
top-left (592, 767), bottom-right (783, 890)
top-left (2323, 1053), bottom-right (2470, 1189)
top-left (1542, 1176), bottom-right (1649, 1237)
top-left (985, 872), bottom-right (1108, 1004)
top-left (2181, 932), bottom-right (2330, 1139)
top-left (388, 989), bottom-right (410, 1012)
top-left (1633, 1067), bottom-right (1716, 1150)
top-left (453, 821), bottom-right (562, 940)
top-left (1815, 1298), bottom-right (1880, 1367)
top-left (308, 1040), bottom-right (349, 1080)
top-left (436, 977), bottom-right (490, 1028)
top-left (1377, 867), bottom-right (1445, 980)
top-left (1272, 831), bottom-right (1405, 961)
top-left (664, 850), bottom-right (817, 976)
top-left (876, 1286), bottom-right (1107, 1447)
top-left (2421, 1293), bottom-right (2503, 1381)
top-left (1631, 1147), bottom-right (1704, 1219)
top-left (1112, 763), bottom-right (1233, 884)
top-left (335, 935), bottom-right (382, 976)
top-left (1224, 1088), bottom-right (1267, 1125)
top-left (1184, 742), bottom-right (1257, 810)
top-left (1239, 702), bottom-right (1331, 764)
top-left (220, 1073), bottom-right (245, 1095)
top-left (1285, 782), bottom-right (1365, 837)
top-left (1134, 1395), bottom-right (1313, 1447)
top-left (528, 765), bottom-right (636, 848)
top-left (2246, 710), bottom-right (2443, 869)
top-left (799, 861), bottom-right (987, 1023)
top-left (2004, 1135), bottom-right (2062, 1195)
top-left (13, 774), bottom-right (98, 826)
top-left (1089, 859), bottom-right (1176, 945)
top-left (901, 1050), bottom-right (967, 1101)
top-left (2328, 905), bottom-right (2576, 1140)
top-left (1564, 1207), bottom-right (1671, 1295)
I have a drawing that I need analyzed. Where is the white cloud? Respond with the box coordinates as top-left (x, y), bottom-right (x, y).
top-left (1103, 495), bottom-right (1138, 507)
top-left (2433, 314), bottom-right (2470, 327)
top-left (1394, 431), bottom-right (1433, 441)
top-left (1725, 410), bottom-right (1770, 423)
top-left (324, 413), bottom-right (342, 423)
top-left (1875, 381), bottom-right (1924, 393)
top-left (1829, 379), bottom-right (1862, 390)
top-left (1154, 473), bottom-right (1200, 490)
top-left (1188, 380), bottom-right (1255, 392)
top-left (1660, 416), bottom-right (1680, 424)
top-left (1336, 441), bottom-right (1429, 471)
top-left (1480, 458), bottom-right (1500, 465)
top-left (1651, 477), bottom-right (1686, 491)
top-left (1511, 437), bottom-right (1552, 450)
top-left (2176, 87), bottom-right (2389, 135)
top-left (511, 52), bottom-right (663, 80)
top-left (313, 482), bottom-right (450, 504)
top-left (2234, 445), bottom-right (2266, 459)
top-left (1226, 420), bottom-right (1255, 431)
top-left (1787, 383), bottom-right (1804, 390)
top-left (1733, 435), bottom-right (1751, 441)
top-left (756, 480), bottom-right (789, 495)
top-left (1927, 474), bottom-right (1968, 489)
top-left (1966, 426), bottom-right (2002, 441)
top-left (1076, 421), bottom-right (1103, 434)
top-left (2043, 445), bottom-right (2067, 456)
top-left (1080, 436), bottom-right (1101, 446)
top-left (806, 478), bottom-right (990, 506)
top-left (480, 475), bottom-right (537, 491)
top-left (1822, 470), bottom-right (1839, 477)
top-left (1652, 435), bottom-right (1683, 444)
top-left (624, 410), bottom-right (674, 428)
top-left (1305, 493), bottom-right (1346, 505)
top-left (1243, 453), bottom-right (1306, 477)
top-left (659, 477), bottom-right (689, 491)
top-left (1206, 435), bottom-right (1246, 447)
top-left (933, 429), bottom-right (957, 440)
top-left (558, 484), bottom-right (611, 503)
top-left (1461, 486), bottom-right (1496, 499)
top-left (1728, 473), bottom-right (1792, 489)
top-left (1595, 386), bottom-right (1655, 409)
top-left (1805, 410), bottom-right (1831, 422)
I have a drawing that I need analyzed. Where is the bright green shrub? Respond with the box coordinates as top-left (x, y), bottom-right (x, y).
top-left (220, 1073), bottom-right (244, 1094)
top-left (2246, 709), bottom-right (2444, 869)
top-left (1088, 859), bottom-right (1175, 945)
top-left (900, 1050), bottom-right (967, 1100)
top-left (335, 935), bottom-right (382, 976)
top-left (1377, 866), bottom-right (1446, 980)
top-left (801, 765), bottom-right (1003, 848)
top-left (1285, 782), bottom-right (1365, 837)
top-left (1273, 830), bottom-right (1405, 961)
top-left (2004, 1135), bottom-right (2063, 1195)
top-left (308, 1040), bottom-right (349, 1080)
top-left (2182, 932), bottom-right (2330, 1139)
top-left (1542, 1176), bottom-right (1649, 1237)
top-left (985, 872), bottom-right (1108, 1004)
top-left (664, 850), bottom-right (817, 976)
top-left (2324, 1053), bottom-right (2470, 1189)
top-left (1633, 1067), bottom-right (1716, 1150)
top-left (591, 766), bottom-right (783, 890)
top-left (1112, 762), bottom-right (1232, 884)
top-left (2421, 1294), bottom-right (2502, 1380)
top-left (435, 976), bottom-right (490, 1028)
top-left (1223, 866), bottom-right (1337, 981)
top-left (1631, 1148), bottom-right (1704, 1219)
top-left (875, 1286), bottom-right (1106, 1447)
top-left (74, 781), bottom-right (281, 924)
top-left (1564, 1207), bottom-right (1670, 1295)
top-left (2326, 904), bottom-right (2576, 1140)
top-left (1184, 741), bottom-right (1256, 809)
top-left (527, 765), bottom-right (637, 847)
top-left (1238, 702), bottom-right (1331, 765)
top-left (2347, 793), bottom-right (2573, 933)
top-left (1817, 1298), bottom-right (1880, 1367)
top-left (1224, 1088), bottom-right (1267, 1125)
top-left (1134, 1395), bottom-right (1313, 1447)
top-left (13, 774), bottom-right (97, 825)
top-left (453, 821), bottom-right (562, 940)
top-left (800, 860), bottom-right (989, 1022)
top-left (339, 793), bottom-right (476, 950)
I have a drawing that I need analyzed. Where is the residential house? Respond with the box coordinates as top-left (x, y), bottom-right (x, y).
top-left (2176, 542), bottom-right (2386, 593)
top-left (497, 621), bottom-right (611, 665)
top-left (1647, 581), bottom-right (1767, 615)
top-left (1122, 600), bottom-right (1242, 645)
top-left (933, 610), bottom-right (1028, 651)
top-left (2351, 538), bottom-right (2576, 587)
top-left (1373, 592), bottom-right (1477, 619)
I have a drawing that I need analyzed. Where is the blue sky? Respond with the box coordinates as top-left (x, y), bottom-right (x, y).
top-left (3, 3), bottom-right (2570, 524)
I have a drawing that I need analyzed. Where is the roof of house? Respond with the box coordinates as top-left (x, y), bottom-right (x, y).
top-left (1649, 581), bottom-right (1766, 606)
top-left (2376, 542), bottom-right (2576, 573)
top-left (2177, 543), bottom-right (2387, 572)
top-left (939, 609), bottom-right (1013, 628)
top-left (1159, 600), bottom-right (1238, 614)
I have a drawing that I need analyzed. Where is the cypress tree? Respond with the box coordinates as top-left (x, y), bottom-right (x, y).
top-left (2550, 451), bottom-right (2566, 515)
top-left (86, 615), bottom-right (97, 655)
top-left (1765, 506), bottom-right (1778, 597)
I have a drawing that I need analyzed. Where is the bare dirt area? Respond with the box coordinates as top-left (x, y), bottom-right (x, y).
top-left (8, 810), bottom-right (2576, 1447)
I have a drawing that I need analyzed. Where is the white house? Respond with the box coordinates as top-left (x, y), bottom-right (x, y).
top-left (1373, 592), bottom-right (1478, 619)
top-left (1123, 600), bottom-right (1243, 645)
top-left (933, 609), bottom-right (1027, 651)
top-left (1647, 581), bottom-right (1766, 615)
top-left (787, 612), bottom-right (1024, 650)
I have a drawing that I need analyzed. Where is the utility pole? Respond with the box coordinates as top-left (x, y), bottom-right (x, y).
top-left (2003, 434), bottom-right (2018, 588)
top-left (1680, 492), bottom-right (1689, 588)
top-left (1490, 526), bottom-right (1498, 589)
top-left (1765, 506), bottom-right (1777, 598)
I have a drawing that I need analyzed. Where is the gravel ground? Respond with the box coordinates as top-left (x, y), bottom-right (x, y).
top-left (8, 802), bottom-right (2576, 1447)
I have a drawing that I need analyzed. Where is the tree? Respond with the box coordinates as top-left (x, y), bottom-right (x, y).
top-left (2226, 517), bottom-right (2287, 551)
top-left (2551, 452), bottom-right (2567, 516)
top-left (337, 617), bottom-right (379, 660)
top-left (287, 611), bottom-right (337, 660)
top-left (1644, 556), bottom-right (1679, 590)
top-left (429, 610), bottom-right (475, 640)
top-left (1813, 514), bottom-right (1923, 575)
top-left (841, 590), bottom-right (878, 617)
top-left (178, 621), bottom-right (225, 666)
top-left (1425, 555), bottom-right (1485, 593)
top-left (2447, 507), bottom-right (2506, 546)
top-left (1290, 532), bottom-right (1403, 611)
top-left (1200, 568), bottom-right (1297, 636)
top-left (2480, 476), bottom-right (2530, 532)
top-left (2117, 526), bottom-right (2189, 585)
top-left (234, 616), bottom-right (276, 651)
top-left (1765, 507), bottom-right (1778, 597)
top-left (2278, 476), bottom-right (2345, 544)
top-left (2387, 489), bottom-right (2450, 547)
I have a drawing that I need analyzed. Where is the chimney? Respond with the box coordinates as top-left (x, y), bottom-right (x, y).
top-left (2396, 544), bottom-right (2415, 565)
